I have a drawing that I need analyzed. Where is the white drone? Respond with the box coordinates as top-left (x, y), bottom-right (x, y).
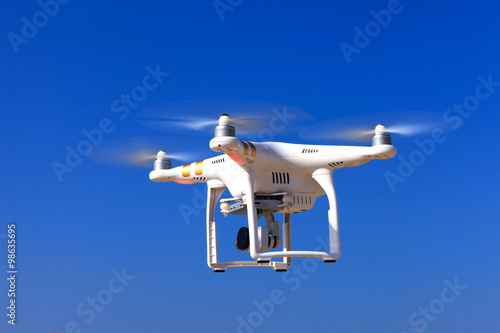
top-left (148, 114), bottom-right (397, 272)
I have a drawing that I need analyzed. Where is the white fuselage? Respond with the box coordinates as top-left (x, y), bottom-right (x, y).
top-left (150, 138), bottom-right (396, 208)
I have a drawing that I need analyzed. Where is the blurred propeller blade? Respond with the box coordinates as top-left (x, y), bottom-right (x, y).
top-left (136, 99), bottom-right (313, 137)
top-left (299, 111), bottom-right (446, 143)
top-left (88, 136), bottom-right (201, 168)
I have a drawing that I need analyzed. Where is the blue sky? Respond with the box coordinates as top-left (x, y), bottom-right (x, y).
top-left (1, 0), bottom-right (499, 332)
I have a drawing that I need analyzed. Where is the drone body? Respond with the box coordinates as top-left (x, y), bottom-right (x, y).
top-left (150, 115), bottom-right (396, 272)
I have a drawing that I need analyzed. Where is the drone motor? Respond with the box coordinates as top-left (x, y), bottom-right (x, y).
top-left (372, 124), bottom-right (392, 146)
top-left (153, 150), bottom-right (172, 170)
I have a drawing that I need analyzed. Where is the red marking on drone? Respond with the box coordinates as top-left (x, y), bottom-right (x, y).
top-left (174, 180), bottom-right (196, 185)
top-left (227, 153), bottom-right (243, 163)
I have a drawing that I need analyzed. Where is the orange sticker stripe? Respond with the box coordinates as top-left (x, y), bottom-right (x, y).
top-left (242, 141), bottom-right (249, 155)
top-left (194, 161), bottom-right (203, 175)
top-left (182, 164), bottom-right (191, 177)
top-left (248, 142), bottom-right (257, 157)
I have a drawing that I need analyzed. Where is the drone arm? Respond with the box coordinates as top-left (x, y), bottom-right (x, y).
top-left (150, 165), bottom-right (192, 183)
top-left (209, 136), bottom-right (253, 165)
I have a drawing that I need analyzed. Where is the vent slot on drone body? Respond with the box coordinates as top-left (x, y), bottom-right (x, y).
top-left (212, 158), bottom-right (225, 164)
top-left (302, 149), bottom-right (319, 154)
top-left (272, 172), bottom-right (290, 184)
top-left (328, 161), bottom-right (344, 168)
top-left (293, 196), bottom-right (312, 205)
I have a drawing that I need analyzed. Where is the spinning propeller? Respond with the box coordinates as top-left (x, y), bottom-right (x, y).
top-left (299, 111), bottom-right (445, 143)
top-left (90, 102), bottom-right (442, 172)
top-left (88, 136), bottom-right (198, 168)
top-left (90, 99), bottom-right (311, 169)
top-left (136, 99), bottom-right (313, 137)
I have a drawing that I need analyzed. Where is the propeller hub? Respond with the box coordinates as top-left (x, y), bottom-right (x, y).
top-left (219, 114), bottom-right (231, 126)
top-left (374, 124), bottom-right (387, 135)
top-left (156, 150), bottom-right (168, 160)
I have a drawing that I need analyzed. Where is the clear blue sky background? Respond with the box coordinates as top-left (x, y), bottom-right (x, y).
top-left (1, 1), bottom-right (499, 332)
